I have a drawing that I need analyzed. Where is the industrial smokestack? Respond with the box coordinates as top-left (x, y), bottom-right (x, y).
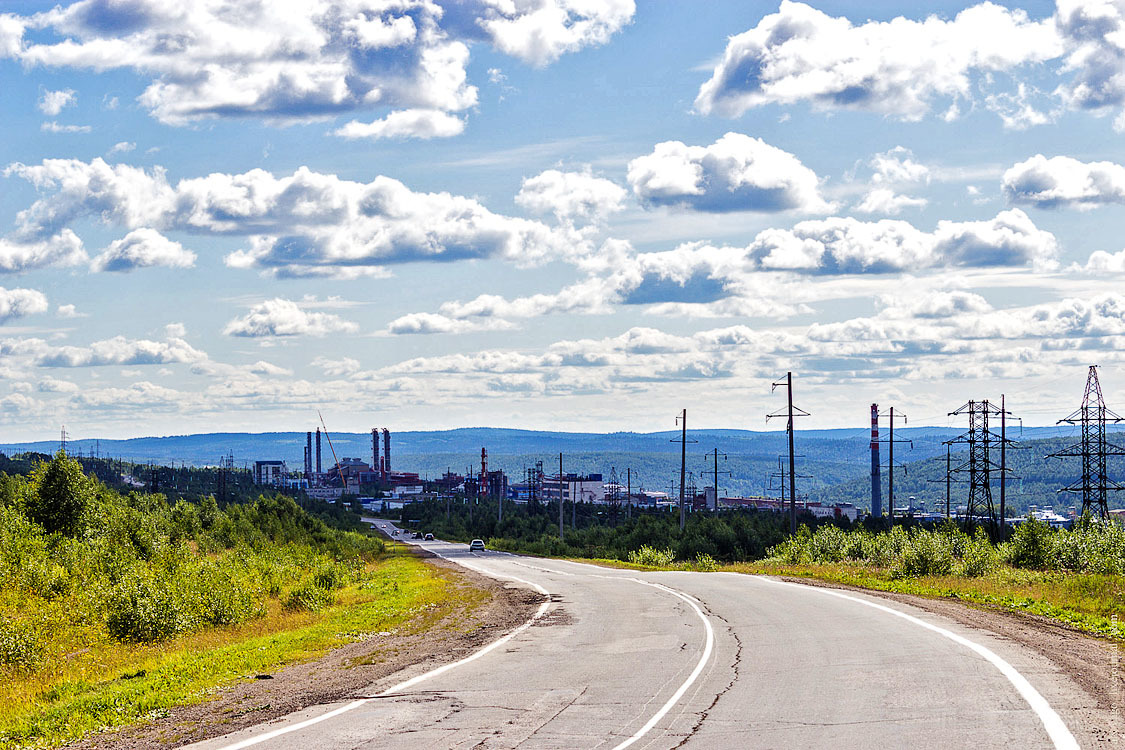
top-left (316, 428), bottom-right (322, 474)
top-left (371, 428), bottom-right (379, 475)
top-left (306, 431), bottom-right (312, 477)
top-left (871, 403), bottom-right (882, 518)
top-left (382, 428), bottom-right (391, 478)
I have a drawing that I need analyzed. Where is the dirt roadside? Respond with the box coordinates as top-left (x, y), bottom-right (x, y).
top-left (68, 550), bottom-right (542, 750)
top-left (780, 575), bottom-right (1125, 747)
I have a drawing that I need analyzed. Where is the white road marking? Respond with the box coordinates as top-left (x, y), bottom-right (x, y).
top-left (750, 575), bottom-right (1079, 750)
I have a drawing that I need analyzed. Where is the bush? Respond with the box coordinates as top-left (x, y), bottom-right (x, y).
top-left (284, 581), bottom-right (335, 612)
top-left (105, 572), bottom-right (197, 643)
top-left (1005, 517), bottom-right (1053, 570)
top-left (628, 545), bottom-right (675, 567)
top-left (693, 553), bottom-right (719, 572)
top-left (0, 615), bottom-right (44, 672)
top-left (25, 454), bottom-right (96, 537)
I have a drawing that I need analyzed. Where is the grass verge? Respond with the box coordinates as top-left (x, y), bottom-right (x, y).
top-left (0, 554), bottom-right (477, 749)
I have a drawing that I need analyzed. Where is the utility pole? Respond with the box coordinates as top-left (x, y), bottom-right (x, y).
top-left (558, 452), bottom-right (564, 540)
top-left (626, 468), bottom-right (632, 519)
top-left (1000, 394), bottom-right (1006, 530)
top-left (870, 404), bottom-right (881, 518)
top-left (768, 372), bottom-right (810, 535)
top-left (703, 448), bottom-right (729, 509)
top-left (878, 407), bottom-right (911, 523)
top-left (1047, 365), bottom-right (1125, 519)
top-left (670, 410), bottom-right (696, 530)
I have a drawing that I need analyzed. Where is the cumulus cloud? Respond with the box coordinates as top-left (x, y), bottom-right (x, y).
top-left (1003, 154), bottom-right (1125, 209)
top-left (56, 304), bottom-right (81, 318)
top-left (626, 133), bottom-right (831, 213)
top-left (516, 169), bottom-right (626, 223)
top-left (37, 335), bottom-right (207, 367)
top-left (0, 230), bottom-right (87, 273)
top-left (1055, 0), bottom-right (1125, 115)
top-left (385, 311), bottom-right (516, 335)
top-left (4, 0), bottom-right (632, 135)
top-left (695, 1), bottom-right (1061, 122)
top-left (223, 298), bottom-right (359, 337)
top-left (38, 88), bottom-right (75, 115)
top-left (90, 228), bottom-right (196, 272)
top-left (249, 360), bottom-right (293, 376)
top-left (747, 209), bottom-right (1057, 273)
top-left (855, 188), bottom-right (927, 215)
top-left (0, 287), bottom-right (48, 323)
top-left (332, 109), bottom-right (465, 140)
top-left (4, 158), bottom-right (573, 278)
top-left (473, 0), bottom-right (635, 66)
top-left (311, 356), bottom-right (360, 376)
top-left (107, 141), bottom-right (135, 155)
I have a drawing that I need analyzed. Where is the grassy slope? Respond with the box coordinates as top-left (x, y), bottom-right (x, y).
top-left (1, 552), bottom-right (484, 749)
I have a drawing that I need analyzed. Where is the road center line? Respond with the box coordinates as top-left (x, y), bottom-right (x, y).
top-left (749, 575), bottom-right (1079, 750)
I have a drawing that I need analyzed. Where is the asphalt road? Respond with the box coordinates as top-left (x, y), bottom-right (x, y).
top-left (188, 524), bottom-right (1089, 749)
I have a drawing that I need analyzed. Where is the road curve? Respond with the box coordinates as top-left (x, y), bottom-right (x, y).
top-left (187, 526), bottom-right (1091, 749)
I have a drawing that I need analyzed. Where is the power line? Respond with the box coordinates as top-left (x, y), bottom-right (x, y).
top-left (768, 372), bottom-right (810, 535)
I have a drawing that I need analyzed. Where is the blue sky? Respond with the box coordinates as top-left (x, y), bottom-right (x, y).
top-left (2, 0), bottom-right (1125, 440)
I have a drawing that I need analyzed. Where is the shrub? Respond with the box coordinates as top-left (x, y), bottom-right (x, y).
top-left (959, 529), bottom-right (1000, 577)
top-left (694, 553), bottom-right (719, 572)
top-left (284, 581), bottom-right (335, 612)
top-left (105, 572), bottom-right (197, 643)
top-left (0, 615), bottom-right (44, 673)
top-left (627, 545), bottom-right (675, 567)
top-left (891, 529), bottom-right (954, 579)
top-left (25, 454), bottom-right (96, 537)
top-left (1005, 517), bottom-right (1053, 570)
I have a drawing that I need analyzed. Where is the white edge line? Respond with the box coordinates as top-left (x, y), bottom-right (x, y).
top-left (749, 575), bottom-right (1079, 750)
top-left (609, 580), bottom-right (715, 750)
top-left (214, 554), bottom-right (549, 750)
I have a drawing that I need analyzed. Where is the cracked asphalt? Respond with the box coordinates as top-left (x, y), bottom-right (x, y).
top-left (186, 532), bottom-right (1098, 749)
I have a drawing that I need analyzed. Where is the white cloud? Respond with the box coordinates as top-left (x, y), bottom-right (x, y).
top-left (855, 188), bottom-right (927, 215)
top-left (385, 312), bottom-right (515, 335)
top-left (223, 298), bottom-right (359, 337)
top-left (870, 146), bottom-right (931, 185)
top-left (4, 0), bottom-right (631, 135)
top-left (1002, 153), bottom-right (1125, 209)
top-left (40, 121), bottom-right (91, 133)
top-left (748, 209), bottom-right (1057, 273)
top-left (249, 360), bottom-right (293, 376)
top-left (38, 88), bottom-right (75, 115)
top-left (56, 303), bottom-right (82, 318)
top-left (877, 290), bottom-right (993, 319)
top-left (626, 132), bottom-right (831, 213)
top-left (90, 228), bottom-right (196, 272)
top-left (332, 109), bottom-right (465, 140)
top-left (475, 0), bottom-right (635, 67)
top-left (107, 141), bottom-right (135, 155)
top-left (1055, 0), bottom-right (1125, 115)
top-left (163, 323), bottom-right (186, 338)
top-left (695, 1), bottom-right (1061, 122)
top-left (0, 287), bottom-right (48, 323)
top-left (311, 356), bottom-right (360, 376)
top-left (1082, 248), bottom-right (1125, 272)
top-left (36, 376), bottom-right (79, 393)
top-left (36, 335), bottom-right (207, 367)
top-left (0, 230), bottom-right (87, 274)
top-left (516, 168), bottom-right (626, 223)
top-left (5, 159), bottom-right (574, 278)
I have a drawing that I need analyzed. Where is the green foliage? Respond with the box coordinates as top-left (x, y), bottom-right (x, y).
top-left (24, 453), bottom-right (96, 536)
top-left (0, 616), bottom-right (43, 673)
top-left (284, 582), bottom-right (335, 612)
top-left (0, 453), bottom-right (386, 652)
top-left (1005, 516), bottom-right (1054, 570)
top-left (627, 545), bottom-right (675, 566)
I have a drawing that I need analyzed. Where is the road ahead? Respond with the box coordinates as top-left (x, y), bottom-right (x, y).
top-left (189, 527), bottom-right (1092, 749)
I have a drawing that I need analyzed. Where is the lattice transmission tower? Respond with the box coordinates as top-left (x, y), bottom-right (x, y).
top-left (947, 399), bottom-right (1016, 533)
top-left (1047, 365), bottom-right (1125, 519)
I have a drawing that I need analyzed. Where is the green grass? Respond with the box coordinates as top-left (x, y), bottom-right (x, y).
top-left (0, 554), bottom-right (479, 749)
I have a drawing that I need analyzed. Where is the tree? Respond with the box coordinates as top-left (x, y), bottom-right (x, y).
top-left (25, 453), bottom-right (96, 536)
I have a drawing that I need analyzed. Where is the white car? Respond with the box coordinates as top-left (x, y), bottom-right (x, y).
top-left (469, 539), bottom-right (486, 552)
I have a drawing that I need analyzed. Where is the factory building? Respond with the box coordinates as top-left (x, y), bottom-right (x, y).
top-left (253, 460), bottom-right (287, 486)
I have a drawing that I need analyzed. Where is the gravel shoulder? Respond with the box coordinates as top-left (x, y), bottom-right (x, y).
top-left (67, 549), bottom-right (541, 750)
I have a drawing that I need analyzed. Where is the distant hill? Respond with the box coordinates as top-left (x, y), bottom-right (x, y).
top-left (4, 425), bottom-right (1117, 513)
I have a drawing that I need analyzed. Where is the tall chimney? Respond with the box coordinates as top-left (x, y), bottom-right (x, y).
top-left (871, 403), bottom-right (882, 518)
top-left (383, 428), bottom-right (391, 478)
top-left (371, 428), bottom-right (379, 475)
top-left (306, 431), bottom-right (312, 476)
top-left (316, 428), bottom-right (322, 474)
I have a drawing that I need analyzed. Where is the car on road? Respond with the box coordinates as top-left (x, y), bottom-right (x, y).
top-left (469, 539), bottom-right (486, 551)
top-left (412, 531), bottom-right (422, 539)
top-left (424, 533), bottom-right (434, 541)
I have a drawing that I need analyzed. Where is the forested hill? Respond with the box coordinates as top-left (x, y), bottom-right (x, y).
top-left (810, 433), bottom-right (1125, 516)
top-left (5, 426), bottom-right (1116, 509)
